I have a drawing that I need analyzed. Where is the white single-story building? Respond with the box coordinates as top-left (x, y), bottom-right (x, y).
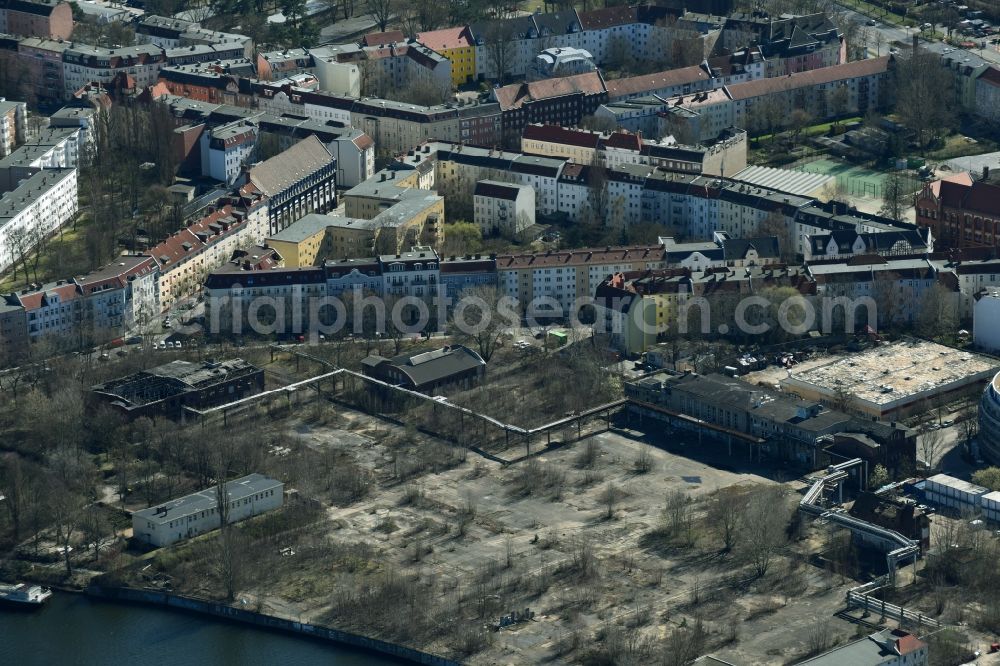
top-left (131, 473), bottom-right (283, 547)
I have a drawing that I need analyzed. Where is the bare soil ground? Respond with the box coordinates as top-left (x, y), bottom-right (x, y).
top-left (125, 400), bottom-right (909, 665)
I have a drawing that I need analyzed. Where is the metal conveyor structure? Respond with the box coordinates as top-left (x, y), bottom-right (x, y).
top-left (799, 458), bottom-right (919, 583)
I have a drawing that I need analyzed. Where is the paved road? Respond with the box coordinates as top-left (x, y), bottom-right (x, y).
top-left (833, 1), bottom-right (1000, 66)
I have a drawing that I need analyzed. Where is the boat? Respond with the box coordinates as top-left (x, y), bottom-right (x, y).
top-left (0, 583), bottom-right (53, 609)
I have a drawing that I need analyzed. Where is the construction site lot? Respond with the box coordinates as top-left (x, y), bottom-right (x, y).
top-left (121, 398), bottom-right (948, 666)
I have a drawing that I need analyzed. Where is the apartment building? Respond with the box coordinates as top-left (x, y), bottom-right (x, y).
top-left (362, 38), bottom-right (452, 97)
top-left (0, 125), bottom-right (79, 186)
top-left (0, 35), bottom-right (67, 106)
top-left (246, 135), bottom-right (337, 234)
top-left (718, 13), bottom-right (844, 74)
top-left (75, 255), bottom-right (159, 341)
top-left (152, 201), bottom-right (268, 311)
top-left (802, 229), bottom-right (931, 262)
top-left (416, 26), bottom-right (475, 87)
top-left (807, 256), bottom-right (946, 328)
top-left (974, 66), bottom-right (1000, 124)
top-left (204, 247), bottom-right (442, 331)
top-left (0, 167), bottom-right (77, 273)
top-left (0, 98), bottom-right (25, 158)
top-left (662, 231), bottom-right (781, 270)
top-left (48, 105), bottom-right (95, 161)
top-left (62, 44), bottom-right (167, 98)
top-left (200, 120), bottom-right (256, 186)
top-left (473, 180), bottom-right (535, 238)
top-left (493, 71), bottom-right (608, 141)
top-left (0, 0), bottom-right (72, 40)
top-left (134, 14), bottom-right (252, 56)
top-left (596, 265), bottom-right (815, 354)
top-left (520, 123), bottom-right (747, 176)
top-left (495, 245), bottom-right (666, 317)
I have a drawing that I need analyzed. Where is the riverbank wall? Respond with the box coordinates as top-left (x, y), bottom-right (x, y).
top-left (85, 585), bottom-right (461, 666)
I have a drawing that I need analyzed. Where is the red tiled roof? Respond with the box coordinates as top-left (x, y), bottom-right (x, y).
top-left (727, 56), bottom-right (891, 101)
top-left (601, 131), bottom-right (641, 151)
top-left (494, 71), bottom-right (606, 111)
top-left (17, 282), bottom-right (81, 311)
top-left (606, 65), bottom-right (709, 99)
top-left (362, 30), bottom-right (405, 47)
top-left (928, 170), bottom-right (973, 197)
top-left (416, 26), bottom-right (473, 52)
top-left (352, 133), bottom-right (374, 151)
top-left (578, 6), bottom-right (636, 30)
top-left (523, 124), bottom-right (601, 149)
top-left (497, 245), bottom-right (663, 269)
top-left (894, 632), bottom-right (926, 655)
top-left (980, 66), bottom-right (1000, 87)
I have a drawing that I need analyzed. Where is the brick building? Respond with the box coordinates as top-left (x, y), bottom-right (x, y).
top-left (0, 0), bottom-right (72, 40)
top-left (916, 172), bottom-right (1000, 250)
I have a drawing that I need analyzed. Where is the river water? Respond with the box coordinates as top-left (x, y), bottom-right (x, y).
top-left (0, 592), bottom-right (403, 665)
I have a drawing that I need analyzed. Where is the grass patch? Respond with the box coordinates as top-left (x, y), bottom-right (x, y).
top-left (925, 134), bottom-right (1000, 161)
top-left (0, 212), bottom-right (97, 293)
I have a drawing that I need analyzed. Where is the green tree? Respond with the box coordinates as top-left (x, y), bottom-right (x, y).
top-left (879, 170), bottom-right (908, 223)
top-left (973, 467), bottom-right (1000, 492)
top-left (441, 221), bottom-right (482, 257)
top-left (869, 464), bottom-right (890, 489)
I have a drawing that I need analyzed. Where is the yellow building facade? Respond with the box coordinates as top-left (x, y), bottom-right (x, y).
top-left (417, 26), bottom-right (475, 88)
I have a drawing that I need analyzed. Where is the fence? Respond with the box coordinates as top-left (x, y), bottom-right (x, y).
top-left (184, 356), bottom-right (625, 463)
top-left (793, 155), bottom-right (922, 200)
top-left (846, 585), bottom-right (941, 629)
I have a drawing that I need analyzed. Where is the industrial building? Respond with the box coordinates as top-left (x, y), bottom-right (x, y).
top-left (979, 370), bottom-right (1000, 465)
top-left (131, 473), bottom-right (283, 547)
top-left (91, 359), bottom-right (265, 418)
top-left (781, 340), bottom-right (997, 420)
top-left (973, 288), bottom-right (1000, 353)
top-left (626, 371), bottom-right (916, 471)
top-left (361, 345), bottom-right (486, 393)
top-left (796, 629), bottom-right (927, 666)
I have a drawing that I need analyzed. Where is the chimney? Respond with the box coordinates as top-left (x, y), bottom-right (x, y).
top-left (912, 33), bottom-right (918, 53)
top-left (983, 166), bottom-right (990, 181)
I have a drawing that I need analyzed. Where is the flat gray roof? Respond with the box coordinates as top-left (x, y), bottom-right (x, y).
top-left (132, 473), bottom-right (282, 524)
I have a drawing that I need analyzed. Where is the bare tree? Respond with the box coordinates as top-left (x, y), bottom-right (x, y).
top-left (739, 486), bottom-right (789, 578)
top-left (708, 486), bottom-right (744, 552)
top-left (917, 282), bottom-right (957, 339)
top-left (366, 0), bottom-right (394, 31)
top-left (895, 51), bottom-right (955, 150)
top-left (447, 284), bottom-right (515, 362)
top-left (663, 489), bottom-right (694, 545)
top-left (482, 20), bottom-right (516, 85)
top-left (0, 454), bottom-right (32, 540)
top-left (920, 428), bottom-right (946, 473)
top-left (50, 480), bottom-right (87, 576)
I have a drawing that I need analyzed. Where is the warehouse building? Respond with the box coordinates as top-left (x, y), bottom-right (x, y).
top-left (781, 340), bottom-right (997, 420)
top-left (91, 359), bottom-right (264, 418)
